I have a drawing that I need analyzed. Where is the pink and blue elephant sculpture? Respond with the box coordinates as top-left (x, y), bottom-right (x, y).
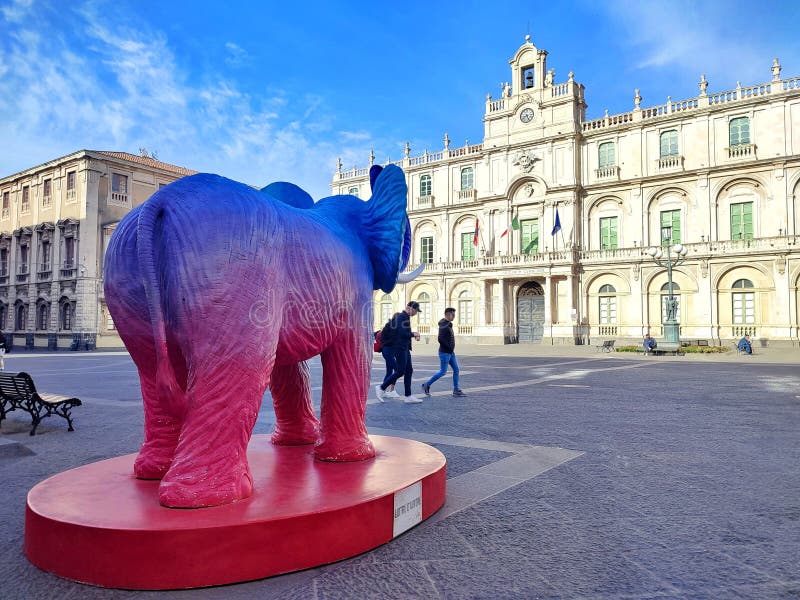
top-left (104, 165), bottom-right (420, 508)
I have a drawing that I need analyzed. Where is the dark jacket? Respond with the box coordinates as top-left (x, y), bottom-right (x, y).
top-left (437, 318), bottom-right (455, 354)
top-left (386, 311), bottom-right (413, 350)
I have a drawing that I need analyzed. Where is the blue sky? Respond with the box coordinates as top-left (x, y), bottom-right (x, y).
top-left (1, 0), bottom-right (798, 198)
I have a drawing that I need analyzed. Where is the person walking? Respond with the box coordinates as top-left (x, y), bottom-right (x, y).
top-left (0, 337), bottom-right (7, 371)
top-left (421, 307), bottom-right (465, 397)
top-left (374, 328), bottom-right (400, 400)
top-left (376, 301), bottom-right (423, 403)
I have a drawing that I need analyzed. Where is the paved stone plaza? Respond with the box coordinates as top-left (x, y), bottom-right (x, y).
top-left (1, 345), bottom-right (798, 599)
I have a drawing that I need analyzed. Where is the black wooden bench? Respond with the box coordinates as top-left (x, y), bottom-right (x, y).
top-left (0, 372), bottom-right (82, 435)
top-left (596, 340), bottom-right (615, 352)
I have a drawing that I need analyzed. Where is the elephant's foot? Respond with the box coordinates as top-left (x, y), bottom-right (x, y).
top-left (158, 458), bottom-right (254, 508)
top-left (133, 438), bottom-right (179, 480)
top-left (314, 435), bottom-right (375, 462)
top-left (134, 451), bottom-right (172, 480)
top-left (271, 418), bottom-right (320, 446)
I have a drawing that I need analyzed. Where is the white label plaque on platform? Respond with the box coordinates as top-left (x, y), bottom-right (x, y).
top-left (392, 481), bottom-right (422, 537)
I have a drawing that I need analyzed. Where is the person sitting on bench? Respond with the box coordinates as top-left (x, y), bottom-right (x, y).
top-left (737, 334), bottom-right (753, 355)
top-left (643, 334), bottom-right (657, 354)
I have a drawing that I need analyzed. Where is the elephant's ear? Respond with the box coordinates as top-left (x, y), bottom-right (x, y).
top-left (369, 165), bottom-right (383, 191)
top-left (363, 165), bottom-right (408, 293)
top-left (261, 181), bottom-right (315, 209)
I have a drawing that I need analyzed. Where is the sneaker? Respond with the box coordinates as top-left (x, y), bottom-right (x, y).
top-left (384, 389), bottom-right (400, 399)
top-left (403, 395), bottom-right (423, 404)
top-left (374, 384), bottom-right (385, 403)
top-left (452, 389), bottom-right (466, 397)
top-left (421, 382), bottom-right (431, 396)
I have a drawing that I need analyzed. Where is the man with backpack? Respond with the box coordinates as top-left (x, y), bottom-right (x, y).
top-left (373, 328), bottom-right (399, 399)
top-left (375, 301), bottom-right (423, 403)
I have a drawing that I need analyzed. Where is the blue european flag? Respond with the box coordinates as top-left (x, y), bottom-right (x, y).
top-left (551, 208), bottom-right (562, 236)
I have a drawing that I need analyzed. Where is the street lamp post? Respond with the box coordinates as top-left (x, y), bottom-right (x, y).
top-left (647, 226), bottom-right (689, 344)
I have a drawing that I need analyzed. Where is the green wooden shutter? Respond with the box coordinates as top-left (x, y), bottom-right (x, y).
top-left (461, 232), bottom-right (474, 260)
top-left (660, 210), bottom-right (681, 244)
top-left (520, 219), bottom-right (538, 254)
top-left (730, 202), bottom-right (753, 240)
top-left (600, 217), bottom-right (618, 249)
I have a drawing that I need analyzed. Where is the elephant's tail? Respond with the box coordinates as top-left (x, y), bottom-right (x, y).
top-left (362, 164), bottom-right (408, 293)
top-left (137, 191), bottom-right (181, 402)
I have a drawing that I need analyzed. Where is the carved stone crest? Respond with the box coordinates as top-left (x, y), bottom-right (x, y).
top-left (513, 151), bottom-right (539, 173)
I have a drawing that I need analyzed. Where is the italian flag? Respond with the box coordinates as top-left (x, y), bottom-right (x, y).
top-left (500, 214), bottom-right (520, 238)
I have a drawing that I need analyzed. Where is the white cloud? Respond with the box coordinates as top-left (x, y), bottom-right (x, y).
top-left (0, 1), bottom-right (372, 198)
top-left (224, 42), bottom-right (251, 67)
top-left (0, 0), bottom-right (33, 23)
top-left (603, 0), bottom-right (778, 88)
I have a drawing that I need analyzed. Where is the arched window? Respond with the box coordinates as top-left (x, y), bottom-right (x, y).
top-left (380, 293), bottom-right (393, 324)
top-left (458, 290), bottom-right (473, 325)
top-left (732, 279), bottom-right (755, 327)
top-left (660, 282), bottom-right (681, 322)
top-left (419, 175), bottom-right (432, 197)
top-left (14, 301), bottom-right (27, 331)
top-left (348, 186), bottom-right (359, 198)
top-left (59, 298), bottom-right (74, 331)
top-left (729, 117), bottom-right (750, 147)
top-left (416, 292), bottom-right (431, 327)
top-left (460, 167), bottom-right (473, 191)
top-left (598, 284), bottom-right (616, 324)
top-left (660, 130), bottom-right (679, 157)
top-left (598, 142), bottom-right (615, 168)
top-left (36, 301), bottom-right (49, 331)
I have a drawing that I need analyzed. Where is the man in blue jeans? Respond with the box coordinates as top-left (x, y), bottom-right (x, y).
top-left (421, 307), bottom-right (465, 397)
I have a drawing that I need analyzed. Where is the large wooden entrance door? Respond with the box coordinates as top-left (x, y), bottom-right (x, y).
top-left (517, 282), bottom-right (544, 343)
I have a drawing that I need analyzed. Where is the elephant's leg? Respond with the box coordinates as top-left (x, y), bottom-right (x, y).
top-left (107, 271), bottom-right (185, 480)
top-left (158, 351), bottom-right (273, 508)
top-left (270, 361), bottom-right (320, 445)
top-left (315, 330), bottom-right (375, 461)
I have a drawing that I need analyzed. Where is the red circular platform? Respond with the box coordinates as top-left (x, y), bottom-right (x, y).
top-left (25, 434), bottom-right (446, 590)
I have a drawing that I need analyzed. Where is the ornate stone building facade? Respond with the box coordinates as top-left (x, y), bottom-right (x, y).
top-left (0, 150), bottom-right (195, 349)
top-left (333, 37), bottom-right (800, 346)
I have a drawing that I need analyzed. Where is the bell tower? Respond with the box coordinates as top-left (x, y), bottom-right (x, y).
top-left (483, 36), bottom-right (586, 146)
top-left (510, 34), bottom-right (548, 96)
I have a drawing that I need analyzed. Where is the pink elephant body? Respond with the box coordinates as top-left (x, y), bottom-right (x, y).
top-left (104, 167), bottom-right (409, 508)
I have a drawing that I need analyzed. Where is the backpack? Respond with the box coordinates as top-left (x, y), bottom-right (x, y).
top-left (373, 330), bottom-right (383, 353)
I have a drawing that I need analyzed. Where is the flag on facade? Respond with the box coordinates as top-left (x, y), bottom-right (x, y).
top-left (500, 213), bottom-right (520, 238)
top-left (473, 218), bottom-right (480, 246)
top-left (551, 207), bottom-right (562, 236)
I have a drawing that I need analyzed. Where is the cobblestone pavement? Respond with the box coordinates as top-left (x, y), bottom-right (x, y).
top-left (0, 347), bottom-right (798, 599)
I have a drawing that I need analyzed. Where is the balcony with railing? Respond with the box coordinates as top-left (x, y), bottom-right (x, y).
top-left (66, 188), bottom-right (77, 202)
top-left (17, 263), bottom-right (29, 282)
top-left (594, 166), bottom-right (619, 180)
top-left (111, 191), bottom-right (129, 205)
top-left (38, 262), bottom-right (52, 280)
top-left (455, 188), bottom-right (477, 202)
top-left (60, 260), bottom-right (76, 278)
top-left (658, 155), bottom-right (684, 170)
top-left (417, 195), bottom-right (434, 208)
top-left (42, 194), bottom-right (52, 208)
top-left (726, 144), bottom-right (756, 159)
